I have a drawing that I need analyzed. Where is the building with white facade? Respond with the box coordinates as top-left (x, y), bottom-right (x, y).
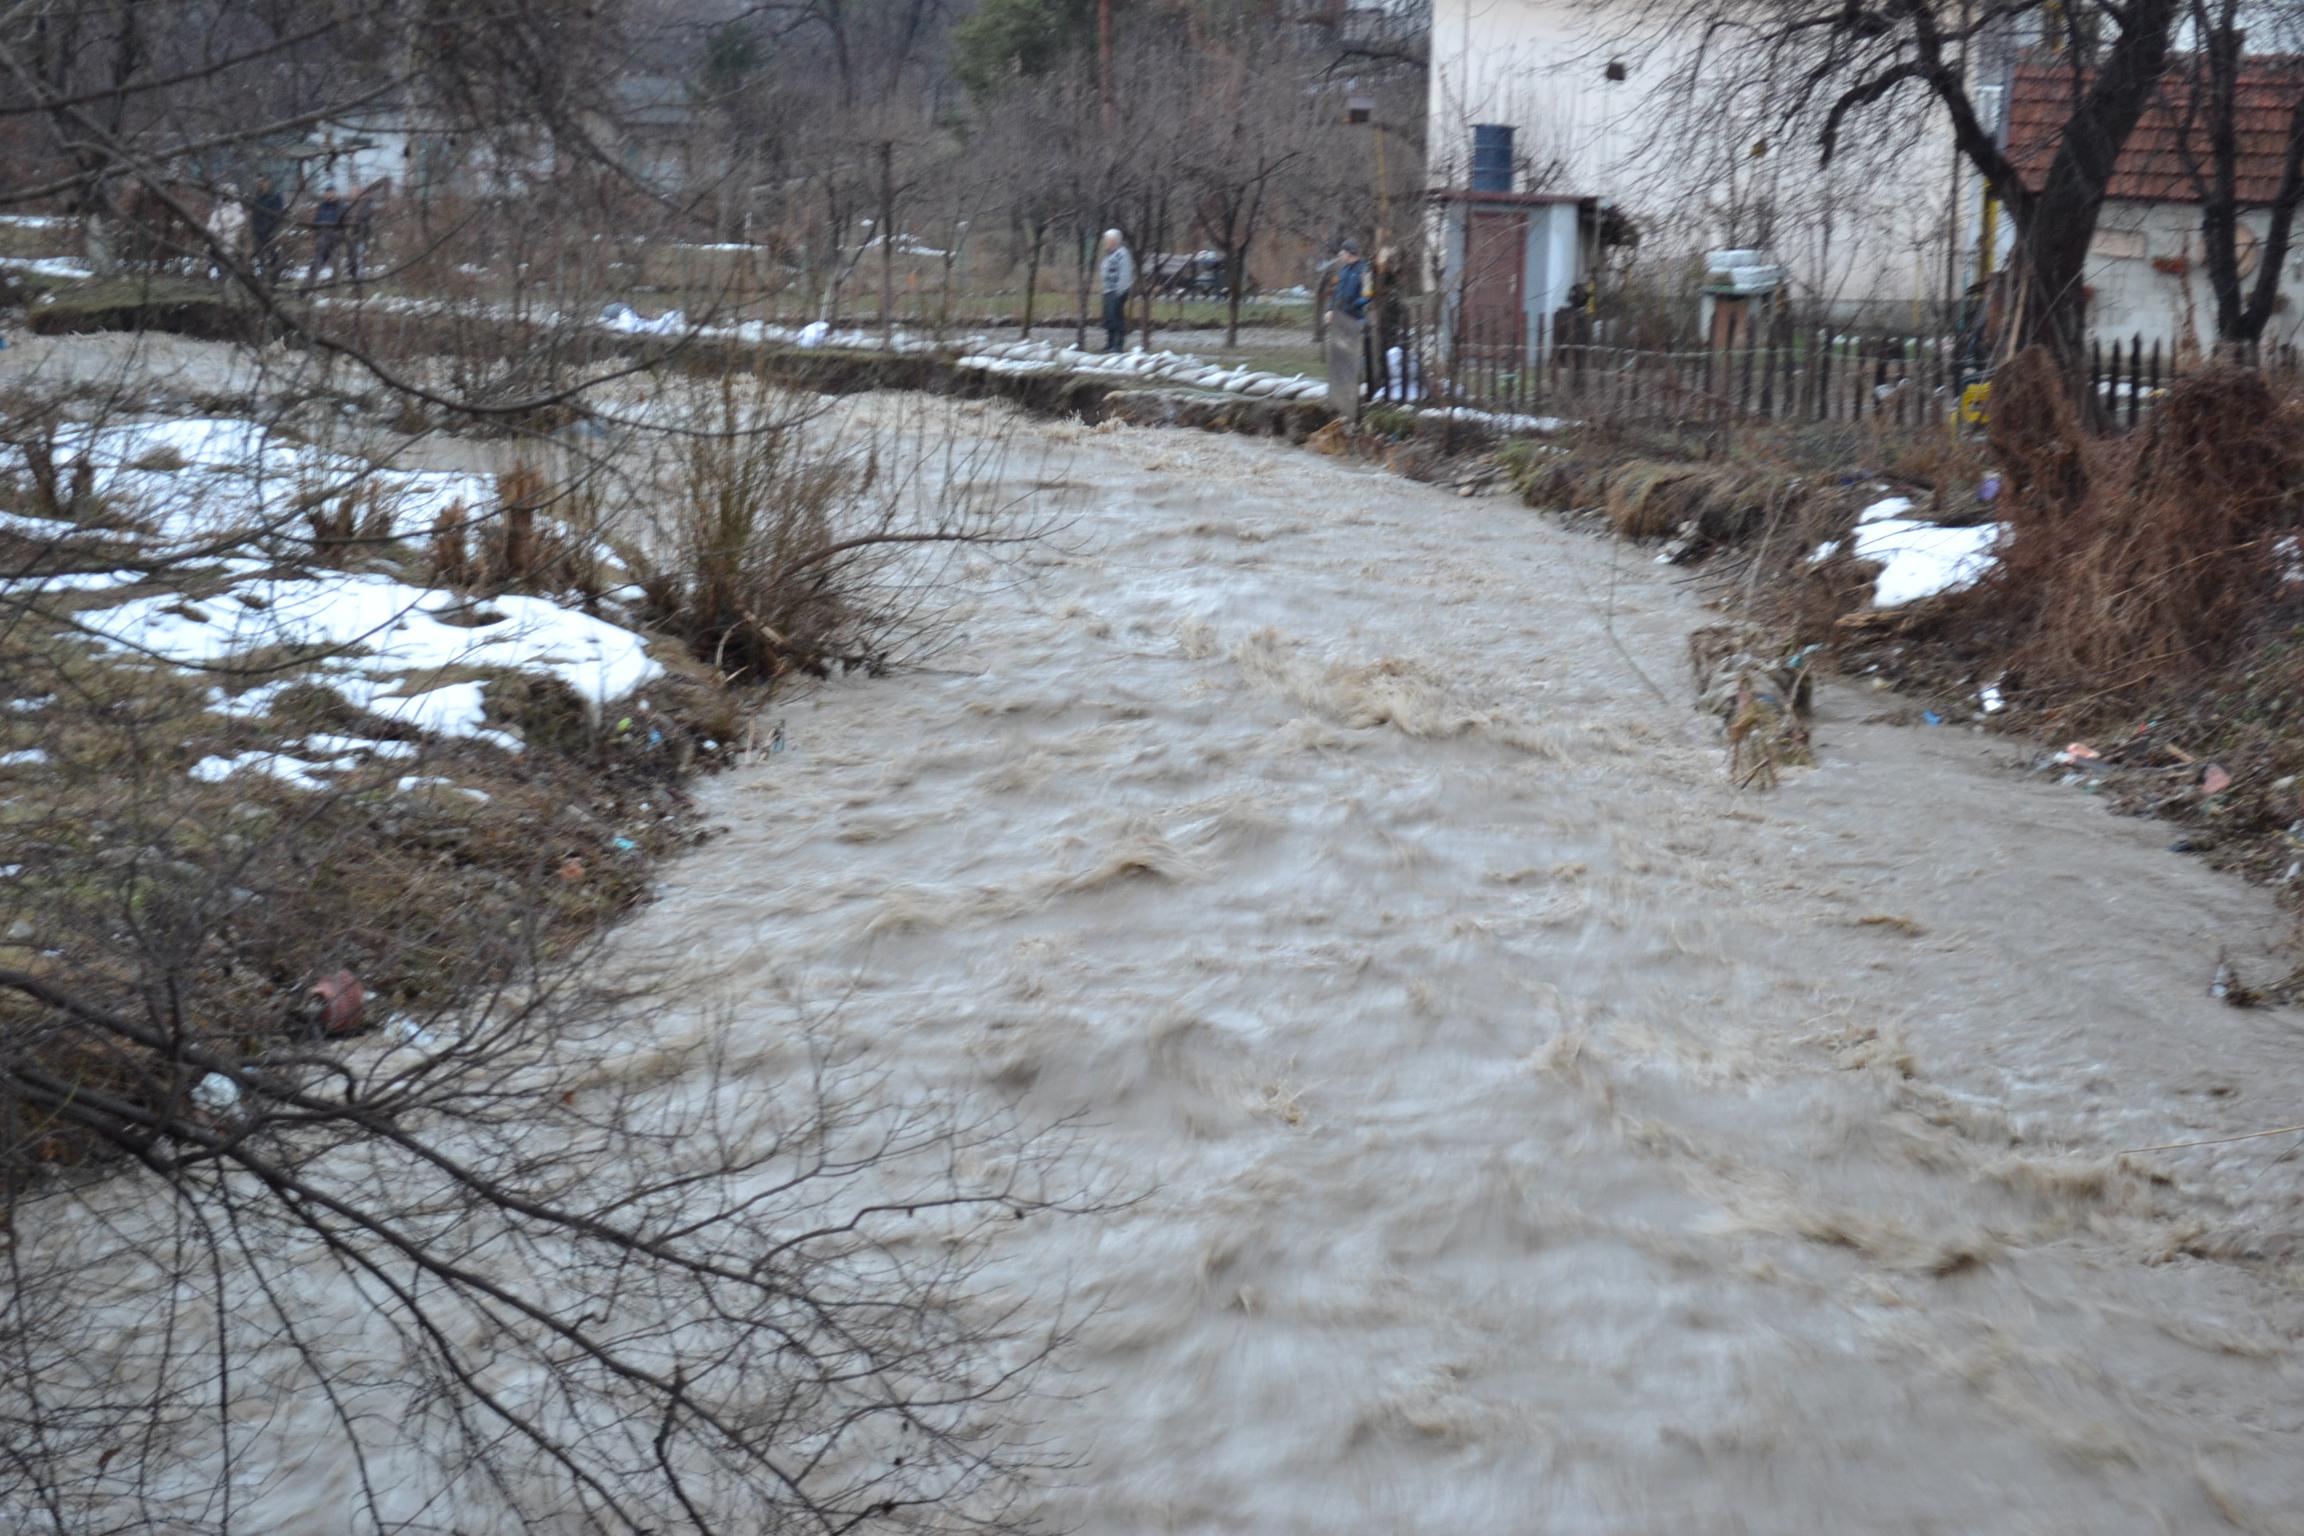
top-left (1425, 0), bottom-right (1971, 348)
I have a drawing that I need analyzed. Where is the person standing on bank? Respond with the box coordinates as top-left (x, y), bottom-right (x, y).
top-left (1325, 238), bottom-right (1371, 421)
top-left (1099, 229), bottom-right (1135, 353)
top-left (304, 184), bottom-right (348, 292)
top-left (250, 176), bottom-right (287, 284)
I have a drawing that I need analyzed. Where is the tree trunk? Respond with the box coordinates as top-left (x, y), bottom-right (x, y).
top-left (1021, 219), bottom-right (1044, 338)
top-left (877, 140), bottom-right (896, 343)
top-left (1225, 241), bottom-right (1245, 348)
top-left (2210, 61), bottom-right (2304, 343)
top-left (1073, 222), bottom-right (1091, 351)
top-left (2011, 212), bottom-right (2094, 385)
top-left (1138, 188), bottom-right (1160, 353)
top-left (2000, 0), bottom-right (2185, 403)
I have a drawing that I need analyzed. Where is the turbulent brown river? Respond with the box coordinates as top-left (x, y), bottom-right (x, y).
top-left (17, 370), bottom-right (2303, 1532)
top-left (617, 404), bottom-right (2304, 1532)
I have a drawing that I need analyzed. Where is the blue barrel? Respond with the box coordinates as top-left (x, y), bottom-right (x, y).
top-left (1469, 124), bottom-right (1515, 193)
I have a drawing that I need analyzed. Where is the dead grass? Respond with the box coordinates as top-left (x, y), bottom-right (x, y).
top-left (0, 611), bottom-right (733, 1184)
top-left (1981, 352), bottom-right (2302, 703)
top-left (625, 378), bottom-right (856, 683)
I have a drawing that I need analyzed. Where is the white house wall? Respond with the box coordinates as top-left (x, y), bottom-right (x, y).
top-left (1429, 0), bottom-right (1967, 309)
top-left (2082, 201), bottom-right (2304, 348)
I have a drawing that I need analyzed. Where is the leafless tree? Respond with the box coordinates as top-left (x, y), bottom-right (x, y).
top-left (1611, 0), bottom-right (2189, 380)
top-left (1177, 23), bottom-right (1322, 346)
top-left (2164, 4), bottom-right (2304, 345)
top-left (0, 354), bottom-right (1094, 1531)
top-left (0, 5), bottom-right (1095, 1515)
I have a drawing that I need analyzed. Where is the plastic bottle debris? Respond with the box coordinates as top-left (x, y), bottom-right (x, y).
top-left (1922, 710), bottom-right (1943, 726)
top-left (1977, 473), bottom-right (2003, 503)
top-left (190, 1072), bottom-right (241, 1115)
top-left (2212, 959), bottom-right (2235, 1000)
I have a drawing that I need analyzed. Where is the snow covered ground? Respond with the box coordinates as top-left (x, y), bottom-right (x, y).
top-left (1814, 495), bottom-right (2006, 608)
top-left (3, 411), bottom-right (666, 779)
top-left (5, 415), bottom-right (493, 556)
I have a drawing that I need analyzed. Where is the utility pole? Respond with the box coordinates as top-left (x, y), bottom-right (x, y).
top-left (1099, 0), bottom-right (1115, 130)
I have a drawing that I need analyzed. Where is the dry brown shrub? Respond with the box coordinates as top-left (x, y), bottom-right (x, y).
top-left (1987, 346), bottom-right (2089, 515)
top-left (493, 462), bottom-right (547, 584)
top-left (1983, 358), bottom-right (2301, 699)
top-left (429, 499), bottom-right (476, 587)
top-left (355, 482), bottom-right (395, 543)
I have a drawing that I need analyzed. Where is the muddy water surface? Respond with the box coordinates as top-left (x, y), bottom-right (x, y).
top-left (621, 404), bottom-right (2304, 1534)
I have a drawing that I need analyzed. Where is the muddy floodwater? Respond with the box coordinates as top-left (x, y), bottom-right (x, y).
top-left (616, 404), bottom-right (2304, 1533)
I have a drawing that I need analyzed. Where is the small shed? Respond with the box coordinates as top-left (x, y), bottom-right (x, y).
top-left (1433, 187), bottom-right (1587, 359)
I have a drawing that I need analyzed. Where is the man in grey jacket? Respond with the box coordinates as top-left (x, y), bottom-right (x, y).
top-left (1099, 229), bottom-right (1134, 353)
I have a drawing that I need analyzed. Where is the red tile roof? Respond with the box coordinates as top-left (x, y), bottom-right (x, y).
top-left (2008, 55), bottom-right (2304, 205)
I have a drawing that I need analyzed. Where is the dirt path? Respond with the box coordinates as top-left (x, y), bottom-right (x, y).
top-left (592, 406), bottom-right (2304, 1531)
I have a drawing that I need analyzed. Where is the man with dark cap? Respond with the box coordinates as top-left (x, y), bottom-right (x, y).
top-left (1324, 237), bottom-right (1371, 421)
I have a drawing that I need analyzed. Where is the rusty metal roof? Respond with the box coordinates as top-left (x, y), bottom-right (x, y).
top-left (2008, 56), bottom-right (2304, 205)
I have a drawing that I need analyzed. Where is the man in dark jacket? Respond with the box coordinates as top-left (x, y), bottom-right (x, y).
top-left (1324, 238), bottom-right (1370, 420)
top-left (250, 176), bottom-right (286, 283)
top-left (303, 184), bottom-right (347, 292)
